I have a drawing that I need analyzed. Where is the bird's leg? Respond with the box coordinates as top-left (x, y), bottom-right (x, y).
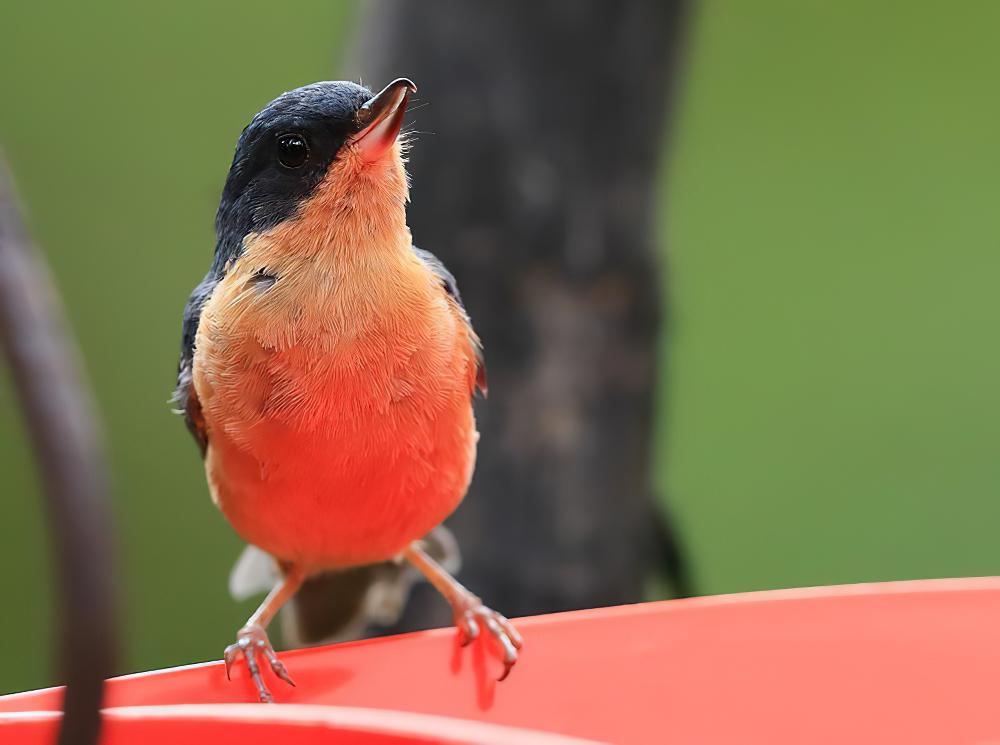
top-left (224, 563), bottom-right (306, 702)
top-left (402, 542), bottom-right (523, 681)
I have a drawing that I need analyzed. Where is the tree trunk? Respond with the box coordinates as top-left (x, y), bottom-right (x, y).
top-left (350, 0), bottom-right (691, 628)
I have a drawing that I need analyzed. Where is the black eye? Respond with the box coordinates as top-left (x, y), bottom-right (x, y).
top-left (276, 134), bottom-right (309, 168)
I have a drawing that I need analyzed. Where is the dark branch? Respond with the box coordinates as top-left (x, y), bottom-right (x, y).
top-left (0, 156), bottom-right (117, 745)
top-left (351, 0), bottom-right (693, 629)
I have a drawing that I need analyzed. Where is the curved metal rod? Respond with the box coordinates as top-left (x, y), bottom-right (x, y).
top-left (0, 156), bottom-right (117, 745)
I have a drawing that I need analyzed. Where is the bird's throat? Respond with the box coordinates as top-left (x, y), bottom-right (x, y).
top-left (288, 143), bottom-right (410, 262)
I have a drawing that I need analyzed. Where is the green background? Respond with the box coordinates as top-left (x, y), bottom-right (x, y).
top-left (0, 2), bottom-right (997, 693)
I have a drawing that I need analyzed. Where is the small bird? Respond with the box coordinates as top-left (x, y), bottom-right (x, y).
top-left (174, 78), bottom-right (521, 702)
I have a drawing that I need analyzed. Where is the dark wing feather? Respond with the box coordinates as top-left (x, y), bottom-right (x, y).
top-left (413, 246), bottom-right (487, 396)
top-left (173, 271), bottom-right (217, 456)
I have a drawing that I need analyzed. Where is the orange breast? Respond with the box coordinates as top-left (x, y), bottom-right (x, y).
top-left (192, 223), bottom-right (479, 570)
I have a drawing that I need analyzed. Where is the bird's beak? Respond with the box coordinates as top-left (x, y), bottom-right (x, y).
top-left (351, 78), bottom-right (417, 162)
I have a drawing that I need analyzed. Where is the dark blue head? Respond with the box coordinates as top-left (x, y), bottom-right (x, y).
top-left (213, 79), bottom-right (416, 274)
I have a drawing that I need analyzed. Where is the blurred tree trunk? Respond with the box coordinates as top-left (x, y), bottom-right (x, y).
top-left (351, 0), bottom-right (691, 627)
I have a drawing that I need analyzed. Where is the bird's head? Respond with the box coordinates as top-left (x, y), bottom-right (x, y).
top-left (215, 78), bottom-right (417, 262)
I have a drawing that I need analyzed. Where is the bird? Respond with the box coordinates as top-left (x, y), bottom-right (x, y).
top-left (174, 78), bottom-right (521, 702)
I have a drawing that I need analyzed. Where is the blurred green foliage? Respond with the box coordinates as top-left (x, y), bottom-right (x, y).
top-left (660, 4), bottom-right (1000, 593)
top-left (0, 0), bottom-right (997, 696)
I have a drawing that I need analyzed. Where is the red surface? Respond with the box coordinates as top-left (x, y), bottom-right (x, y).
top-left (0, 706), bottom-right (598, 745)
top-left (3, 578), bottom-right (1000, 743)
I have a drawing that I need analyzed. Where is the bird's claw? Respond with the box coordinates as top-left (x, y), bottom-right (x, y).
top-left (223, 624), bottom-right (295, 703)
top-left (453, 600), bottom-right (523, 681)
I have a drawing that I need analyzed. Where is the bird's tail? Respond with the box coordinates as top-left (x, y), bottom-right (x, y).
top-left (229, 526), bottom-right (461, 646)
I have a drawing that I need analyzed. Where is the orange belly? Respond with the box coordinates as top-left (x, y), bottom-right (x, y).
top-left (203, 368), bottom-right (476, 568)
top-left (192, 231), bottom-right (479, 569)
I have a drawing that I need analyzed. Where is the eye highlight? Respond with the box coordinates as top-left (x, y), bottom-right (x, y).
top-left (276, 133), bottom-right (309, 168)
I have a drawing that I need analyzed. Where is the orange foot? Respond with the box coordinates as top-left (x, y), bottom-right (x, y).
top-left (224, 624), bottom-right (295, 702)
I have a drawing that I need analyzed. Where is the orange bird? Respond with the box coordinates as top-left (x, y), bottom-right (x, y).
top-left (174, 78), bottom-right (521, 702)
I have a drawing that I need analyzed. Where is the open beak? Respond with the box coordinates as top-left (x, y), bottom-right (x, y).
top-left (351, 78), bottom-right (417, 162)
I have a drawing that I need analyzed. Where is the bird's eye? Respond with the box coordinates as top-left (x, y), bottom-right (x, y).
top-left (276, 134), bottom-right (309, 168)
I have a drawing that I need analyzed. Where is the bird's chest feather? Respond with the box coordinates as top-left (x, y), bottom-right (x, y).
top-left (193, 235), bottom-right (470, 453)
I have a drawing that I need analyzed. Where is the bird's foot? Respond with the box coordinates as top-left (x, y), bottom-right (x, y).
top-left (223, 623), bottom-right (295, 702)
top-left (451, 594), bottom-right (523, 681)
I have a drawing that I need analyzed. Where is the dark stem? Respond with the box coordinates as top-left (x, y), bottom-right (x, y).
top-left (0, 156), bottom-right (117, 745)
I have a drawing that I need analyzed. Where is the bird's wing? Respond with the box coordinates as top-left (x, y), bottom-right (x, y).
top-left (173, 271), bottom-right (217, 456)
top-left (413, 246), bottom-right (487, 396)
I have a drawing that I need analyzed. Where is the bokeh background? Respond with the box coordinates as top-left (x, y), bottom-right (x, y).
top-left (1, 1), bottom-right (997, 694)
